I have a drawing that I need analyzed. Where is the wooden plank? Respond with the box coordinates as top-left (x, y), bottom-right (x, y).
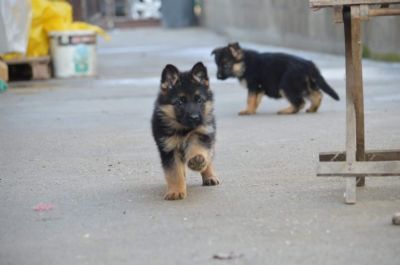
top-left (344, 6), bottom-right (357, 166)
top-left (369, 8), bottom-right (400, 16)
top-left (319, 150), bottom-right (400, 162)
top-left (310, 0), bottom-right (400, 8)
top-left (346, 178), bottom-right (357, 204)
top-left (344, 6), bottom-right (363, 203)
top-left (333, 6), bottom-right (344, 23)
top-left (318, 161), bottom-right (400, 176)
top-left (5, 56), bottom-right (50, 65)
top-left (360, 5), bottom-right (370, 20)
top-left (349, 5), bottom-right (367, 188)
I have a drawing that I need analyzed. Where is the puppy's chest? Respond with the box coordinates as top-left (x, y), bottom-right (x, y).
top-left (161, 134), bottom-right (191, 153)
top-left (160, 125), bottom-right (213, 153)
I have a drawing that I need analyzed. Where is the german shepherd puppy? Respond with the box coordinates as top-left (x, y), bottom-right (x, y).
top-left (152, 62), bottom-right (219, 200)
top-left (212, 43), bottom-right (339, 115)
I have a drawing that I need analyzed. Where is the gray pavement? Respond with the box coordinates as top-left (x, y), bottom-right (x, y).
top-left (0, 27), bottom-right (399, 265)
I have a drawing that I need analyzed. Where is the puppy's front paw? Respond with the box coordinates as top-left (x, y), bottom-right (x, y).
top-left (238, 110), bottom-right (255, 115)
top-left (203, 176), bottom-right (220, 186)
top-left (188, 155), bottom-right (207, 171)
top-left (164, 190), bottom-right (186, 200)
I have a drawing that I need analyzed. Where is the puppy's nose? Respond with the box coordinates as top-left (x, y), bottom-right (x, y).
top-left (189, 114), bottom-right (200, 123)
top-left (217, 72), bottom-right (223, 79)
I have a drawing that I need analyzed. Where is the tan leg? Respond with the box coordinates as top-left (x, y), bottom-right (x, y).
top-left (186, 142), bottom-right (210, 172)
top-left (255, 93), bottom-right (263, 109)
top-left (201, 163), bottom-right (220, 186)
top-left (306, 90), bottom-right (323, 113)
top-left (277, 102), bottom-right (305, 115)
top-left (239, 92), bottom-right (263, 115)
top-left (164, 154), bottom-right (187, 200)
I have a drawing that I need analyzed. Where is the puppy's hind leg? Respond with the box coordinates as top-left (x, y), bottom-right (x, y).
top-left (277, 74), bottom-right (305, 115)
top-left (278, 90), bottom-right (305, 115)
top-left (306, 90), bottom-right (322, 113)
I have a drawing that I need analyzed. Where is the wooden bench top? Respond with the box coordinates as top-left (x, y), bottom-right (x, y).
top-left (310, 0), bottom-right (400, 8)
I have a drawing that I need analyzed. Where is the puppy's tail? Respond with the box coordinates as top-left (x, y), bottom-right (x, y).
top-left (311, 66), bottom-right (340, 101)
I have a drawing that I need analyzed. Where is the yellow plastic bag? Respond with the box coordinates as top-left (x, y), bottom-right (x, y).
top-left (27, 0), bottom-right (109, 57)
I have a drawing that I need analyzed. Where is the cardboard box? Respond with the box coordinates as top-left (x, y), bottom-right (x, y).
top-left (0, 60), bottom-right (8, 82)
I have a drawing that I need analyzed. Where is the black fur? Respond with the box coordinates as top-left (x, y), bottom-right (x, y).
top-left (212, 42), bottom-right (339, 114)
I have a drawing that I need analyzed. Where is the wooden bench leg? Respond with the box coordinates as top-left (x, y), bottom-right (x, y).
top-left (343, 6), bottom-right (365, 204)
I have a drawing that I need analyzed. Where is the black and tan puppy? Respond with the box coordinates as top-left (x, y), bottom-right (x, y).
top-left (212, 43), bottom-right (339, 115)
top-left (152, 62), bottom-right (219, 200)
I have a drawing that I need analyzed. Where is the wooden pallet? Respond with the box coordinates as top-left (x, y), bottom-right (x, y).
top-left (6, 56), bottom-right (51, 81)
top-left (0, 60), bottom-right (8, 82)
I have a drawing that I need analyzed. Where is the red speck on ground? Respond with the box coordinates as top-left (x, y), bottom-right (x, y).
top-left (33, 203), bottom-right (54, 212)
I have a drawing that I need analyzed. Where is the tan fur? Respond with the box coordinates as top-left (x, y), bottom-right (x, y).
top-left (306, 90), bottom-right (322, 113)
top-left (232, 62), bottom-right (245, 77)
top-left (164, 153), bottom-right (186, 200)
top-left (194, 124), bottom-right (214, 135)
top-left (255, 93), bottom-right (263, 109)
top-left (229, 46), bottom-right (244, 60)
top-left (161, 123), bottom-right (214, 154)
top-left (192, 75), bottom-right (209, 87)
top-left (185, 136), bottom-right (211, 164)
top-left (201, 164), bottom-right (220, 185)
top-left (239, 92), bottom-right (263, 115)
top-left (161, 135), bottom-right (182, 153)
top-left (204, 101), bottom-right (213, 116)
top-left (161, 71), bottom-right (179, 94)
top-left (158, 105), bottom-right (186, 130)
top-left (163, 132), bottom-right (217, 199)
top-left (160, 82), bottom-right (169, 92)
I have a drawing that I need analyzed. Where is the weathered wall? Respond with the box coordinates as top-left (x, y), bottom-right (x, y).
top-left (202, 0), bottom-right (400, 55)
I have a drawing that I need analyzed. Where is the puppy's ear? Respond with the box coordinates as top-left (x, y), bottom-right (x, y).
top-left (228, 42), bottom-right (244, 60)
top-left (211, 47), bottom-right (222, 56)
top-left (191, 62), bottom-right (209, 87)
top-left (161, 64), bottom-right (180, 93)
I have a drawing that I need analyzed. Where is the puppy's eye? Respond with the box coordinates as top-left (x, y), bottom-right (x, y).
top-left (194, 95), bottom-right (204, 104)
top-left (175, 96), bottom-right (186, 106)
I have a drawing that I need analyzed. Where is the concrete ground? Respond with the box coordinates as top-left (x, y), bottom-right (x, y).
top-left (0, 28), bottom-right (399, 265)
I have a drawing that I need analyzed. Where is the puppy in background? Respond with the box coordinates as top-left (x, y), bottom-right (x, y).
top-left (152, 62), bottom-right (219, 200)
top-left (212, 42), bottom-right (339, 115)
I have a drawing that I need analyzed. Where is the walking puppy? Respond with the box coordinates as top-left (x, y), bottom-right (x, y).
top-left (152, 62), bottom-right (219, 200)
top-left (212, 43), bottom-right (339, 115)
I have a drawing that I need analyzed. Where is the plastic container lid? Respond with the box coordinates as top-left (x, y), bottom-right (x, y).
top-left (48, 30), bottom-right (96, 37)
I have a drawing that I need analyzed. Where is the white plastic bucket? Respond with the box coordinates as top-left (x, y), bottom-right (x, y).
top-left (48, 30), bottom-right (97, 78)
